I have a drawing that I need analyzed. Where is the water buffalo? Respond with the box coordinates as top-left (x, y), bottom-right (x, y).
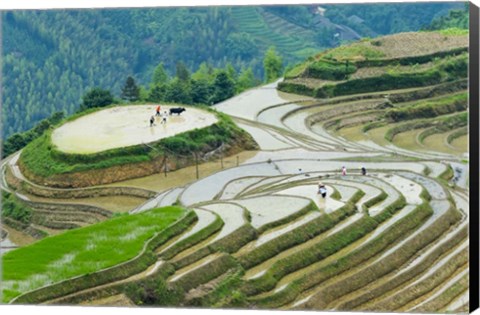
top-left (169, 107), bottom-right (186, 115)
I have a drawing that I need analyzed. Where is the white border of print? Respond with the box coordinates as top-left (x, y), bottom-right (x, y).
top-left (0, 2), bottom-right (478, 315)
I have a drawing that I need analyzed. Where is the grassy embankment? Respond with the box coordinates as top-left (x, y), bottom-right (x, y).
top-left (279, 30), bottom-right (468, 98)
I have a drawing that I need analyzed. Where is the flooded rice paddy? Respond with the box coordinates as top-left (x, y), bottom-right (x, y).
top-left (2, 77), bottom-right (470, 310)
top-left (52, 105), bottom-right (218, 154)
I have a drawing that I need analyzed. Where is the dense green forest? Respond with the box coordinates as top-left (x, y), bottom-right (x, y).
top-left (423, 4), bottom-right (469, 30)
top-left (321, 2), bottom-right (464, 36)
top-left (2, 3), bottom-right (464, 141)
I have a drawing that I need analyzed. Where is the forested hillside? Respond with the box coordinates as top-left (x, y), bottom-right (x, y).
top-left (423, 3), bottom-right (469, 30)
top-left (321, 2), bottom-right (464, 36)
top-left (2, 3), bottom-right (464, 139)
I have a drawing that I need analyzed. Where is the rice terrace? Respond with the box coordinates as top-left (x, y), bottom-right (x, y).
top-left (0, 22), bottom-right (470, 313)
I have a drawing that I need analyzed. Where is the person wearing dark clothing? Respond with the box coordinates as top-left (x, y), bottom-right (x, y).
top-left (149, 115), bottom-right (155, 127)
top-left (361, 167), bottom-right (367, 176)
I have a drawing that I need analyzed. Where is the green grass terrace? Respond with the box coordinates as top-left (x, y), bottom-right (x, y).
top-left (2, 206), bottom-right (187, 303)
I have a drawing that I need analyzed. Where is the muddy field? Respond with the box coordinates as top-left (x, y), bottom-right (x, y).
top-left (52, 105), bottom-right (218, 153)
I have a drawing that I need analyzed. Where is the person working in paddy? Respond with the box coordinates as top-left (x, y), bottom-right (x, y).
top-left (318, 182), bottom-right (327, 199)
top-left (161, 111), bottom-right (168, 124)
top-left (361, 166), bottom-right (367, 176)
top-left (156, 105), bottom-right (161, 116)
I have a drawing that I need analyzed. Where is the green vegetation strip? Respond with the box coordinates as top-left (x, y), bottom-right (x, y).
top-left (186, 268), bottom-right (246, 307)
top-left (279, 53), bottom-right (467, 98)
top-left (3, 206), bottom-right (192, 303)
top-left (387, 79), bottom-right (467, 104)
top-left (417, 273), bottom-right (469, 313)
top-left (355, 47), bottom-right (467, 67)
top-left (330, 187), bottom-right (341, 200)
top-left (237, 190), bottom-right (364, 271)
top-left (304, 59), bottom-right (357, 81)
top-left (210, 224), bottom-right (259, 254)
top-left (362, 121), bottom-right (387, 133)
top-left (172, 223), bottom-right (258, 270)
top-left (317, 59), bottom-right (459, 98)
top-left (361, 190), bottom-right (388, 213)
top-left (372, 195), bottom-right (406, 223)
top-left (417, 127), bottom-right (440, 143)
top-left (242, 191), bottom-right (405, 297)
top-left (367, 247), bottom-right (468, 312)
top-left (437, 28), bottom-right (469, 36)
top-left (249, 201), bottom-right (433, 308)
top-left (438, 165), bottom-right (455, 184)
top-left (338, 226), bottom-right (467, 310)
top-left (446, 127), bottom-right (468, 144)
top-left (385, 92), bottom-right (467, 122)
top-left (276, 81), bottom-right (316, 97)
top-left (323, 44), bottom-right (385, 62)
top-left (385, 112), bottom-right (468, 142)
top-left (49, 262), bottom-right (176, 305)
top-left (171, 254), bottom-right (239, 293)
top-left (2, 191), bottom-right (33, 225)
top-left (243, 215), bottom-right (379, 296)
top-left (3, 111), bottom-right (64, 157)
top-left (256, 200), bottom-right (318, 234)
top-left (307, 206), bottom-right (462, 310)
top-left (124, 271), bottom-right (186, 306)
top-left (160, 214), bottom-right (224, 260)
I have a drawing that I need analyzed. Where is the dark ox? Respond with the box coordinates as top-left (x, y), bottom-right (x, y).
top-left (169, 107), bottom-right (186, 115)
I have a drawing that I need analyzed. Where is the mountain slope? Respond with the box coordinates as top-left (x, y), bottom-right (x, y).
top-left (2, 3), bottom-right (464, 139)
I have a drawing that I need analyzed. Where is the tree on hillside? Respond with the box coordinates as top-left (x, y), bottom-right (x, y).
top-left (3, 133), bottom-right (29, 157)
top-left (225, 32), bottom-right (257, 59)
top-left (263, 46), bottom-right (283, 83)
top-left (236, 67), bottom-right (257, 93)
top-left (152, 62), bottom-right (169, 86)
top-left (191, 79), bottom-right (212, 105)
top-left (225, 62), bottom-right (238, 81)
top-left (423, 5), bottom-right (468, 30)
top-left (148, 84), bottom-right (167, 102)
top-left (192, 62), bottom-right (215, 82)
top-left (121, 76), bottom-right (140, 102)
top-left (165, 79), bottom-right (192, 104)
top-left (80, 87), bottom-right (114, 110)
top-left (176, 61), bottom-right (191, 82)
top-left (2, 111), bottom-right (65, 156)
top-left (211, 70), bottom-right (235, 104)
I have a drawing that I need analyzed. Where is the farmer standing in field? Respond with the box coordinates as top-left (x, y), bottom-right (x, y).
top-left (161, 111), bottom-right (168, 124)
top-left (156, 105), bottom-right (161, 116)
top-left (149, 115), bottom-right (155, 127)
top-left (342, 166), bottom-right (347, 176)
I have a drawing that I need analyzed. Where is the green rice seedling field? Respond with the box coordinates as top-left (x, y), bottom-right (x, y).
top-left (2, 206), bottom-right (186, 302)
